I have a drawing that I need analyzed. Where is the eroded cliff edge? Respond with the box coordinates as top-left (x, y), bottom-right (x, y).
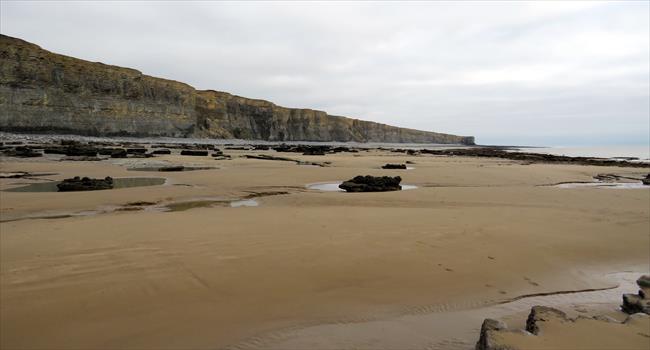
top-left (0, 35), bottom-right (475, 144)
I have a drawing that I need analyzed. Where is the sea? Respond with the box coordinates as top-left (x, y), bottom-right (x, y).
top-left (1, 132), bottom-right (648, 162)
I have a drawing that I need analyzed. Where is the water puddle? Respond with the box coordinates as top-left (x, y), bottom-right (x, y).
top-left (555, 181), bottom-right (648, 189)
top-left (3, 177), bottom-right (166, 192)
top-left (230, 199), bottom-right (259, 208)
top-left (154, 197), bottom-right (259, 212)
top-left (306, 182), bottom-right (418, 192)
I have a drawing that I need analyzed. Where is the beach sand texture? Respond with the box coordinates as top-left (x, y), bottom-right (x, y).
top-left (1, 150), bottom-right (649, 349)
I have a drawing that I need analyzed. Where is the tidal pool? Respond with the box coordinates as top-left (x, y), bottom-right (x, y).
top-left (4, 177), bottom-right (166, 192)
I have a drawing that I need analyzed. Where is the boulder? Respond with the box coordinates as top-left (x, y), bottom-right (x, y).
top-left (382, 163), bottom-right (407, 169)
top-left (643, 175), bottom-right (650, 186)
top-left (525, 306), bottom-right (568, 335)
top-left (57, 176), bottom-right (114, 192)
top-left (339, 175), bottom-right (402, 192)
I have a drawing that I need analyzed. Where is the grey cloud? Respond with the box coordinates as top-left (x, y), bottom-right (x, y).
top-left (1, 1), bottom-right (648, 145)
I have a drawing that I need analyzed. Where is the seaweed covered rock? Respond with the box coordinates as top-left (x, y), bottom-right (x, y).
top-left (57, 176), bottom-right (114, 192)
top-left (339, 175), bottom-right (402, 192)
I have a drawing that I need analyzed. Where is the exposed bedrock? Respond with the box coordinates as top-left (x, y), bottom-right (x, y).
top-left (0, 35), bottom-right (474, 144)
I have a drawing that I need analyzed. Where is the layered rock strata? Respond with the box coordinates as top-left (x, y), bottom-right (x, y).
top-left (0, 35), bottom-right (474, 144)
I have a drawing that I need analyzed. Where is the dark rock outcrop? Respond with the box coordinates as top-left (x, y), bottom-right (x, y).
top-left (126, 148), bottom-right (147, 154)
top-left (151, 149), bottom-right (171, 155)
top-left (157, 166), bottom-right (185, 172)
top-left (382, 163), bottom-right (407, 169)
top-left (180, 150), bottom-right (208, 156)
top-left (4, 146), bottom-right (42, 157)
top-left (64, 146), bottom-right (97, 157)
top-left (57, 176), bottom-right (113, 191)
top-left (642, 174), bottom-right (650, 186)
top-left (339, 175), bottom-right (402, 192)
top-left (0, 35), bottom-right (474, 144)
top-left (622, 275), bottom-right (650, 314)
top-left (110, 149), bottom-right (127, 158)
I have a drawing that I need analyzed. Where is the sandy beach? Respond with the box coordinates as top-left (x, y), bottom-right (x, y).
top-left (1, 149), bottom-right (649, 349)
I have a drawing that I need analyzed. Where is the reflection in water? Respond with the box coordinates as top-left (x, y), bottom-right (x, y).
top-left (4, 177), bottom-right (166, 192)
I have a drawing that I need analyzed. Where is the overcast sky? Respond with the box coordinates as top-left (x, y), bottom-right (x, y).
top-left (1, 1), bottom-right (649, 146)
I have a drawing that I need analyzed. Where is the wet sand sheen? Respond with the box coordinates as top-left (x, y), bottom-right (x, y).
top-left (228, 271), bottom-right (647, 349)
top-left (0, 149), bottom-right (648, 349)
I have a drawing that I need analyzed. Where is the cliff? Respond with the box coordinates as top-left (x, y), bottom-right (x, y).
top-left (0, 35), bottom-right (474, 144)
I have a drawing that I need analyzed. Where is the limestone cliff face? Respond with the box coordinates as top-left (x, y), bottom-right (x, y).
top-left (0, 35), bottom-right (475, 144)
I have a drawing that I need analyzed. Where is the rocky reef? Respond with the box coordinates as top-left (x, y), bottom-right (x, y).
top-left (0, 35), bottom-right (474, 144)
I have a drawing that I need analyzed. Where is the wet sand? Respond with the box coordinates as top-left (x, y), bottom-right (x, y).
top-left (1, 149), bottom-right (649, 349)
